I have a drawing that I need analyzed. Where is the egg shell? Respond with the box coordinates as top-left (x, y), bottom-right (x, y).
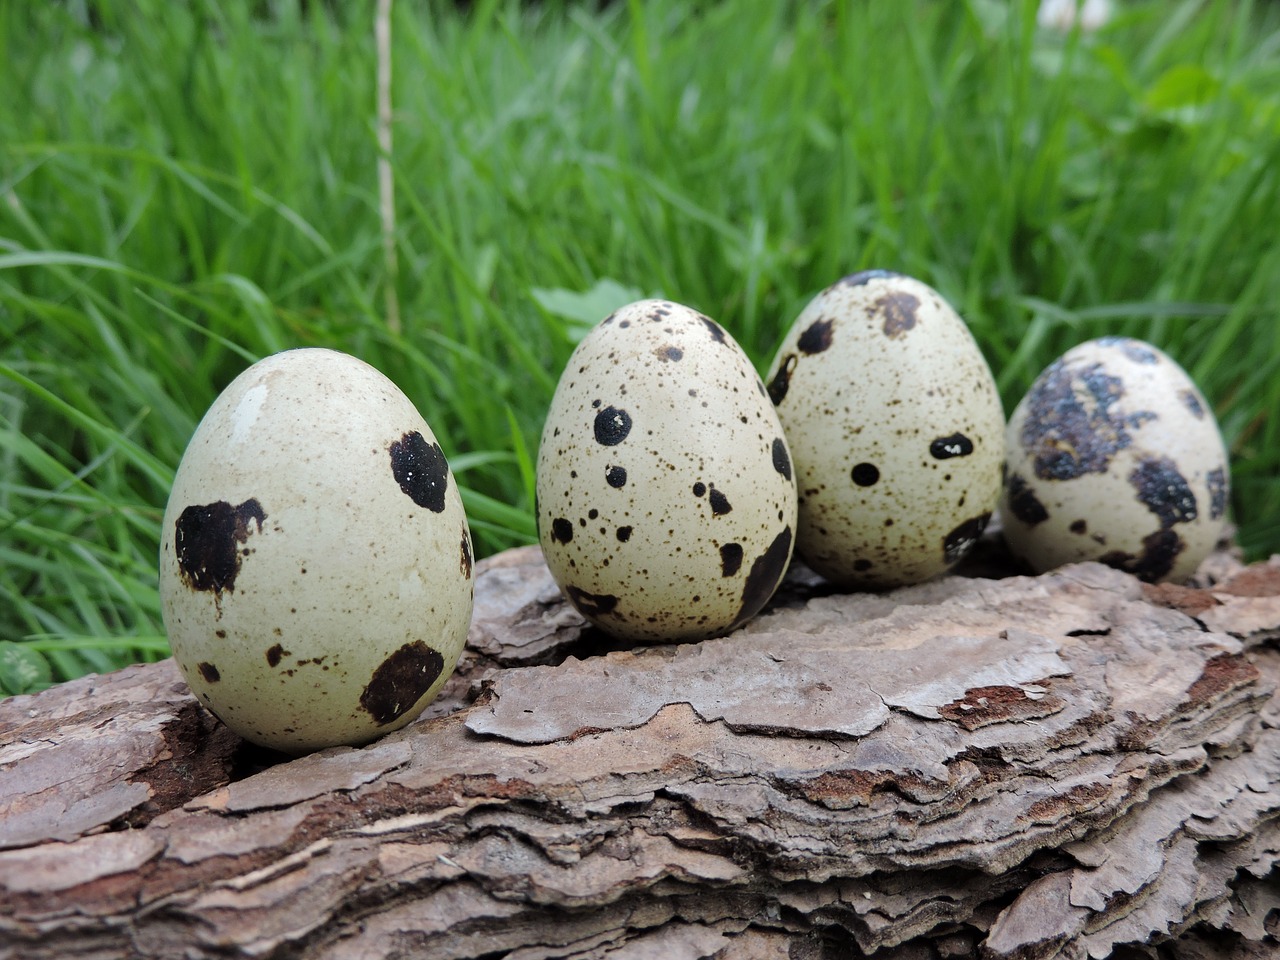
top-left (159, 348), bottom-right (474, 753)
top-left (765, 270), bottom-right (1005, 588)
top-left (536, 299), bottom-right (797, 643)
top-left (1001, 336), bottom-right (1230, 583)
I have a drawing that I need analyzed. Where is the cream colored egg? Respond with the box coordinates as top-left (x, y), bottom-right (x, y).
top-left (159, 348), bottom-right (473, 753)
top-left (537, 299), bottom-right (797, 642)
top-left (1002, 336), bottom-right (1230, 583)
top-left (765, 270), bottom-right (1005, 588)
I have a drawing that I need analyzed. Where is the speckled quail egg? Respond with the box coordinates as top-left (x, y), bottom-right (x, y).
top-left (1001, 336), bottom-right (1230, 583)
top-left (537, 299), bottom-right (797, 642)
top-left (159, 348), bottom-right (474, 753)
top-left (765, 270), bottom-right (1005, 588)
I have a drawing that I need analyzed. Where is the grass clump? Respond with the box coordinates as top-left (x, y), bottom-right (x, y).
top-left (2, 0), bottom-right (1278, 693)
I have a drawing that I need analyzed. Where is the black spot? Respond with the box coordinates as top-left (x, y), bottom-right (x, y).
top-left (731, 527), bottom-right (793, 630)
top-left (1006, 473), bottom-right (1049, 526)
top-left (693, 482), bottom-right (707, 497)
top-left (594, 406), bottom-right (632, 446)
top-left (1130, 456), bottom-right (1197, 528)
top-left (197, 662), bottom-right (221, 683)
top-left (606, 466), bottom-right (627, 488)
top-left (565, 586), bottom-right (620, 619)
top-left (709, 486), bottom-right (733, 516)
top-left (359, 641), bottom-right (445, 725)
top-left (588, 508), bottom-right (599, 520)
top-left (616, 526), bottom-right (632, 542)
top-left (175, 499), bottom-right (267, 595)
top-left (767, 354), bottom-right (798, 405)
top-left (771, 438), bottom-right (792, 480)
top-left (853, 559), bottom-right (873, 572)
top-left (851, 462), bottom-right (880, 487)
top-left (389, 431), bottom-right (449, 512)
top-left (266, 643), bottom-right (284, 667)
top-left (720, 542), bottom-right (744, 577)
top-left (1101, 528), bottom-right (1185, 582)
top-left (930, 433), bottom-right (974, 459)
top-left (839, 269), bottom-right (903, 287)
top-left (1180, 389), bottom-right (1205, 419)
top-left (1099, 336), bottom-right (1158, 364)
top-left (460, 532), bottom-right (473, 578)
top-left (797, 318), bottom-right (835, 355)
top-left (876, 291), bottom-right (920, 338)
top-left (1070, 519), bottom-right (1087, 535)
top-left (700, 315), bottom-right (727, 343)
top-left (1021, 360), bottom-right (1155, 481)
top-left (1207, 467), bottom-right (1228, 520)
top-left (943, 512), bottom-right (992, 565)
top-left (551, 518), bottom-right (573, 543)
top-left (656, 345), bottom-right (683, 362)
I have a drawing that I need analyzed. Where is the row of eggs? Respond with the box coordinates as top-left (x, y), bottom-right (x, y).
top-left (160, 271), bottom-right (1230, 753)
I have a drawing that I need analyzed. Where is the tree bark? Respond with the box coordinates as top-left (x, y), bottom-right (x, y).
top-left (2, 535), bottom-right (1279, 960)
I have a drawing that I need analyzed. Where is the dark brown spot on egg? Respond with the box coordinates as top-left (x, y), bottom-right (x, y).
top-left (1070, 519), bottom-right (1087, 535)
top-left (389, 431), bottom-right (449, 512)
top-left (606, 465), bottom-right (627, 488)
top-left (851, 462), bottom-right (880, 487)
top-left (565, 586), bottom-right (621, 619)
top-left (360, 641), bottom-right (445, 725)
top-left (1006, 473), bottom-right (1049, 526)
top-left (1098, 336), bottom-right (1158, 364)
top-left (1021, 360), bottom-right (1155, 481)
top-left (266, 643), bottom-right (285, 667)
top-left (731, 526), bottom-right (793, 629)
top-left (692, 482), bottom-right (707, 497)
top-left (720, 542), bottom-right (744, 577)
top-left (700, 315), bottom-right (727, 344)
top-left (594, 406), bottom-right (632, 446)
top-left (772, 438), bottom-right (792, 480)
top-left (460, 532), bottom-right (473, 578)
top-left (767, 354), bottom-right (797, 405)
top-left (197, 662), bottom-right (221, 683)
top-left (616, 526), bottom-right (633, 542)
top-left (853, 559), bottom-right (873, 572)
top-left (655, 344), bottom-right (684, 362)
top-left (943, 512), bottom-right (991, 565)
top-left (550, 518), bottom-right (573, 543)
top-left (175, 498), bottom-right (266, 596)
top-left (797, 318), bottom-right (834, 355)
top-left (1207, 467), bottom-right (1228, 520)
top-left (1130, 456), bottom-right (1197, 528)
top-left (876, 291), bottom-right (920, 338)
top-left (1101, 528), bottom-right (1185, 582)
top-left (708, 486), bottom-right (732, 516)
top-left (930, 433), bottom-right (974, 459)
top-left (1180, 389), bottom-right (1205, 419)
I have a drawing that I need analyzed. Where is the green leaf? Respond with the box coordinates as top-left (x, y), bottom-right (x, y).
top-left (1143, 64), bottom-right (1219, 113)
top-left (530, 278), bottom-right (651, 341)
top-left (0, 641), bottom-right (53, 696)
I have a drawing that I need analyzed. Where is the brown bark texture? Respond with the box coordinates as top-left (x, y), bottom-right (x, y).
top-left (2, 536), bottom-right (1279, 960)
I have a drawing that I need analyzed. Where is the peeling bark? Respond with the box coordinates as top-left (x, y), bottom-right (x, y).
top-left (2, 539), bottom-right (1279, 960)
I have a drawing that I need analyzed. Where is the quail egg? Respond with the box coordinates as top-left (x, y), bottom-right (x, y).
top-left (1002, 336), bottom-right (1230, 583)
top-left (765, 270), bottom-right (1005, 588)
top-left (537, 299), bottom-right (797, 642)
top-left (159, 348), bottom-right (474, 753)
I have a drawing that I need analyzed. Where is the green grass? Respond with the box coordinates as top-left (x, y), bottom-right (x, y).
top-left (2, 0), bottom-right (1278, 695)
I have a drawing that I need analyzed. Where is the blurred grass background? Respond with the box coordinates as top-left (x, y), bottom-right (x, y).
top-left (2, 0), bottom-right (1278, 694)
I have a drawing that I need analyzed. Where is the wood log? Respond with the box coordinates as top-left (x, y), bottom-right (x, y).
top-left (2, 534), bottom-right (1279, 960)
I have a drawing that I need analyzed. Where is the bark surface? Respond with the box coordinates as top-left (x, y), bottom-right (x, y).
top-left (2, 536), bottom-right (1279, 960)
